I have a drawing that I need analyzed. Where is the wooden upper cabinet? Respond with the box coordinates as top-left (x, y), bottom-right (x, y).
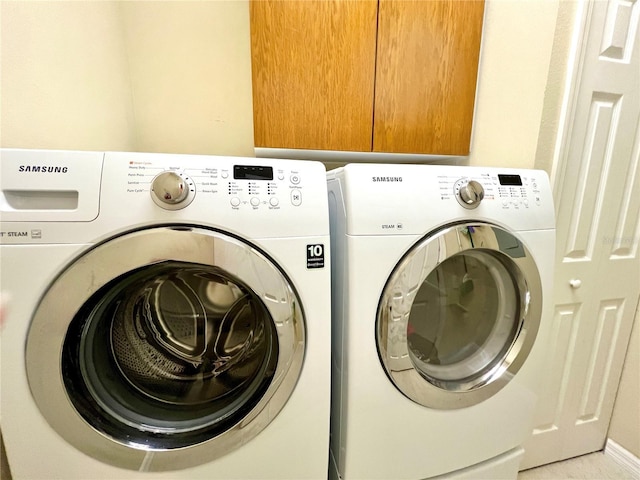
top-left (250, 0), bottom-right (377, 151)
top-left (250, 0), bottom-right (484, 155)
top-left (373, 0), bottom-right (485, 155)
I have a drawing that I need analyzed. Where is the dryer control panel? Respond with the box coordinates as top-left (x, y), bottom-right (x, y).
top-left (440, 172), bottom-right (544, 211)
top-left (329, 163), bottom-right (555, 235)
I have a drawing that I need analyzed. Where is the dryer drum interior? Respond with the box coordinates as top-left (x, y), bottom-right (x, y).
top-left (377, 222), bottom-right (543, 409)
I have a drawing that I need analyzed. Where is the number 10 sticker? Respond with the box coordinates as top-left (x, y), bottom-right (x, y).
top-left (306, 244), bottom-right (325, 269)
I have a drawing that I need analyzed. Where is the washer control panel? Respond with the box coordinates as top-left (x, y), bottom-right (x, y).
top-left (440, 172), bottom-right (544, 210)
top-left (125, 159), bottom-right (308, 212)
top-left (0, 149), bottom-right (330, 244)
top-left (116, 154), bottom-right (318, 211)
top-left (225, 164), bottom-right (303, 210)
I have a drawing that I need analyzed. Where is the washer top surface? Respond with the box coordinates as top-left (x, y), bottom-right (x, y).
top-left (328, 163), bottom-right (555, 234)
top-left (0, 149), bottom-right (329, 244)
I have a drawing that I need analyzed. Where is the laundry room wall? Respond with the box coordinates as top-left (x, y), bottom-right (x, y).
top-left (0, 1), bottom-right (135, 151)
top-left (468, 0), bottom-right (559, 171)
top-left (0, 1), bottom-right (255, 157)
top-left (608, 306), bottom-right (640, 457)
top-left (118, 1), bottom-right (255, 156)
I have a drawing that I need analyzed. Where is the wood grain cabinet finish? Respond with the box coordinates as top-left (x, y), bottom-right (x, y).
top-left (250, 0), bottom-right (484, 155)
top-left (374, 0), bottom-right (484, 155)
top-left (250, 0), bottom-right (377, 152)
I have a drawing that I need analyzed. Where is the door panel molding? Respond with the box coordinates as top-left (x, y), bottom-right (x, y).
top-left (523, 0), bottom-right (639, 469)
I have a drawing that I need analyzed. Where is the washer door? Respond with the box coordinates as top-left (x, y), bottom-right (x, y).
top-left (26, 226), bottom-right (304, 471)
top-left (377, 222), bottom-right (542, 409)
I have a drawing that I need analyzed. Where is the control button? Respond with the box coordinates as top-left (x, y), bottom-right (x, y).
top-left (221, 171), bottom-right (229, 179)
top-left (290, 174), bottom-right (301, 185)
top-left (270, 197), bottom-right (279, 207)
top-left (230, 197), bottom-right (241, 207)
top-left (291, 189), bottom-right (302, 206)
top-left (278, 173), bottom-right (285, 181)
top-left (151, 171), bottom-right (195, 210)
top-left (456, 179), bottom-right (484, 209)
top-left (250, 197), bottom-right (260, 207)
top-left (152, 171), bottom-right (188, 204)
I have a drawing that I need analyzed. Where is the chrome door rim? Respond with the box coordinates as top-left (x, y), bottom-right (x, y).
top-left (377, 222), bottom-right (542, 409)
top-left (26, 226), bottom-right (304, 471)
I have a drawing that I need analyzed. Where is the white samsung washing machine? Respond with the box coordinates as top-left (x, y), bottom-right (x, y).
top-left (327, 163), bottom-right (555, 480)
top-left (0, 149), bottom-right (331, 479)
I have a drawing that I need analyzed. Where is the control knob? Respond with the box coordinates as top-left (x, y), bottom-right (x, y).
top-left (151, 171), bottom-right (193, 209)
top-left (457, 180), bottom-right (485, 209)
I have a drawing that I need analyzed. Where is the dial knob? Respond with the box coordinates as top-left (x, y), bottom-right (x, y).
top-left (151, 171), bottom-right (189, 206)
top-left (458, 180), bottom-right (485, 208)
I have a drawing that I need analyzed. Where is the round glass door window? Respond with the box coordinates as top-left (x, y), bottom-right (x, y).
top-left (407, 251), bottom-right (518, 386)
top-left (377, 223), bottom-right (542, 409)
top-left (62, 261), bottom-right (278, 449)
top-left (26, 227), bottom-right (304, 469)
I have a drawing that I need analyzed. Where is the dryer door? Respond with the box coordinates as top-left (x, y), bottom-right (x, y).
top-left (26, 226), bottom-right (304, 471)
top-left (377, 222), bottom-right (542, 409)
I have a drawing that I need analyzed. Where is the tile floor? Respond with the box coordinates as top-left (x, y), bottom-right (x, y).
top-left (518, 451), bottom-right (639, 479)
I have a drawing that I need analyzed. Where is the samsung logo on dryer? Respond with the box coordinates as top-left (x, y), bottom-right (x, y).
top-left (18, 165), bottom-right (68, 173)
top-left (372, 176), bottom-right (403, 183)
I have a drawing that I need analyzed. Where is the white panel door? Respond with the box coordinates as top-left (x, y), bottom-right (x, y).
top-left (522, 0), bottom-right (640, 469)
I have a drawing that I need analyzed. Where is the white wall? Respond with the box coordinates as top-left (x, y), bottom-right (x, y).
top-left (0, 1), bottom-right (254, 156)
top-left (119, 1), bottom-right (254, 156)
top-left (469, 0), bottom-right (559, 170)
top-left (609, 305), bottom-right (640, 457)
top-left (533, 0), bottom-right (580, 177)
top-left (1, 1), bottom-right (135, 151)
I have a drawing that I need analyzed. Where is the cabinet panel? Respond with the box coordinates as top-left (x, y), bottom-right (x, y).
top-left (373, 0), bottom-right (484, 155)
top-left (250, 0), bottom-right (377, 151)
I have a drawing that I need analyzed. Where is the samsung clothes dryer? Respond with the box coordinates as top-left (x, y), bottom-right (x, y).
top-left (0, 149), bottom-right (331, 479)
top-left (327, 163), bottom-right (555, 480)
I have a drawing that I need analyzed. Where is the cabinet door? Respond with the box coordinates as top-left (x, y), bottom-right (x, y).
top-left (250, 0), bottom-right (377, 151)
top-left (373, 0), bottom-right (484, 155)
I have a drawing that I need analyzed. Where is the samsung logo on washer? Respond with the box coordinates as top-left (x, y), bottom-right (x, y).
top-left (372, 176), bottom-right (403, 182)
top-left (18, 165), bottom-right (68, 173)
